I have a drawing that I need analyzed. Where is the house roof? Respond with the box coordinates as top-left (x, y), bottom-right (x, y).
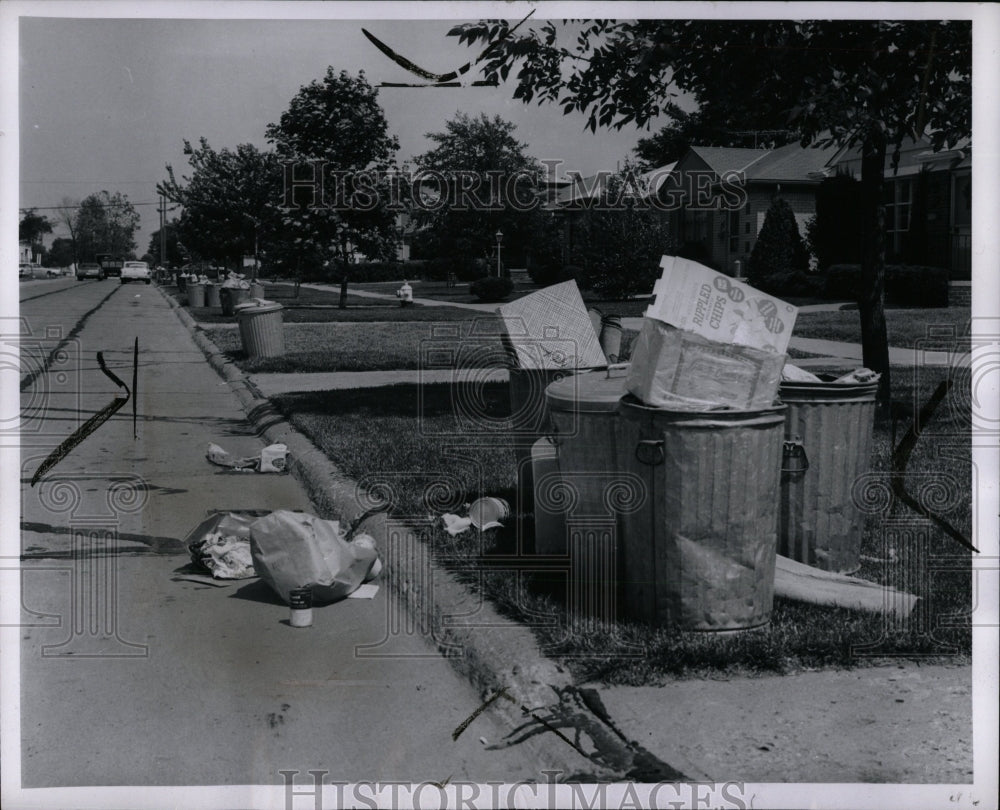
top-left (547, 163), bottom-right (676, 209)
top-left (686, 146), bottom-right (769, 175)
top-left (743, 140), bottom-right (841, 183)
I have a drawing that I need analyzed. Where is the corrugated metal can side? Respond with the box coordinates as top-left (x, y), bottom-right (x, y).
top-left (778, 381), bottom-right (878, 574)
top-left (237, 306), bottom-right (285, 359)
top-left (617, 398), bottom-right (786, 631)
top-left (187, 283), bottom-right (205, 307)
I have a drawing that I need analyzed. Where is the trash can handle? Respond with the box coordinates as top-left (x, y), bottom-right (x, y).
top-left (606, 362), bottom-right (630, 379)
top-left (635, 439), bottom-right (665, 466)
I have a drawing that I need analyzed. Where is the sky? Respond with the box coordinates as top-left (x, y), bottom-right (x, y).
top-left (17, 11), bottom-right (678, 256)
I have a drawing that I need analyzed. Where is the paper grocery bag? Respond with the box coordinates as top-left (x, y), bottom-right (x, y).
top-left (249, 510), bottom-right (379, 605)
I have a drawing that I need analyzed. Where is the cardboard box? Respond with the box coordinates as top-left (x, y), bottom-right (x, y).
top-left (496, 280), bottom-right (607, 370)
top-left (626, 319), bottom-right (786, 411)
top-left (645, 256), bottom-right (797, 354)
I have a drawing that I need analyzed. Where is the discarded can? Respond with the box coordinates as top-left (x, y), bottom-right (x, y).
top-left (288, 587), bottom-right (313, 627)
top-left (468, 497), bottom-right (510, 530)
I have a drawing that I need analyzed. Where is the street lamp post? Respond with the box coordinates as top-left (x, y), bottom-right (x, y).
top-left (495, 229), bottom-right (503, 278)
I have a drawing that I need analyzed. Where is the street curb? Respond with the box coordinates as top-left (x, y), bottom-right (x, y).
top-left (158, 287), bottom-right (609, 779)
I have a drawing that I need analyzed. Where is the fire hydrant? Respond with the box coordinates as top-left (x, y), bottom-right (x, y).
top-left (396, 281), bottom-right (413, 307)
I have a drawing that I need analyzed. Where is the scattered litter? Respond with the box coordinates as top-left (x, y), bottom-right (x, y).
top-left (186, 511), bottom-right (258, 579)
top-left (468, 497), bottom-right (510, 530)
top-left (250, 510), bottom-right (381, 605)
top-left (774, 555), bottom-right (917, 616)
top-left (442, 513), bottom-right (473, 536)
top-left (627, 256), bottom-right (797, 411)
top-left (781, 363), bottom-right (823, 383)
top-left (206, 441), bottom-right (287, 473)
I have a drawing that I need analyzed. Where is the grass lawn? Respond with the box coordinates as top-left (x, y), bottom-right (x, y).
top-left (204, 319), bottom-right (508, 373)
top-left (273, 366), bottom-right (971, 682)
top-left (793, 306), bottom-right (971, 349)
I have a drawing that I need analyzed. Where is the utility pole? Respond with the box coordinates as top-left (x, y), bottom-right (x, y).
top-left (158, 193), bottom-right (167, 267)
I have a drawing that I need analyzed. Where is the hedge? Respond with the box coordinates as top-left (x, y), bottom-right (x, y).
top-left (825, 264), bottom-right (949, 307)
top-left (469, 275), bottom-right (513, 302)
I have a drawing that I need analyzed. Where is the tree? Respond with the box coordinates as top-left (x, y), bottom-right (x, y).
top-left (449, 18), bottom-right (971, 418)
top-left (633, 104), bottom-right (797, 168)
top-left (159, 140), bottom-right (281, 276)
top-left (747, 197), bottom-right (810, 295)
top-left (806, 173), bottom-right (864, 271)
top-left (45, 237), bottom-right (75, 268)
top-left (19, 209), bottom-right (53, 258)
top-left (146, 218), bottom-right (187, 268)
top-left (265, 68), bottom-right (400, 306)
top-left (54, 197), bottom-right (81, 264)
top-left (73, 191), bottom-right (140, 260)
top-left (414, 112), bottom-right (549, 278)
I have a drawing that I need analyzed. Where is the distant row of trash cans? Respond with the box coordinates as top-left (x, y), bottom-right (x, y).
top-left (514, 367), bottom-right (878, 632)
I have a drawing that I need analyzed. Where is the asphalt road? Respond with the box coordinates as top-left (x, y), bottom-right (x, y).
top-left (13, 278), bottom-right (544, 788)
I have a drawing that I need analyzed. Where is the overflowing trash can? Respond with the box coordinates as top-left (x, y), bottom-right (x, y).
top-left (220, 285), bottom-right (252, 316)
top-left (187, 282), bottom-right (205, 307)
top-left (250, 282), bottom-right (266, 299)
top-left (616, 396), bottom-right (787, 631)
top-left (235, 300), bottom-right (285, 359)
top-left (778, 374), bottom-right (879, 573)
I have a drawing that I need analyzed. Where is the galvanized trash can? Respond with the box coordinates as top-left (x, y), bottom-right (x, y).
top-left (204, 282), bottom-right (221, 309)
top-left (250, 282), bottom-right (265, 299)
top-left (235, 300), bottom-right (285, 360)
top-left (778, 376), bottom-right (879, 573)
top-left (187, 282), bottom-right (205, 307)
top-left (508, 367), bottom-right (579, 549)
top-left (220, 286), bottom-right (251, 316)
top-left (541, 366), bottom-right (630, 554)
top-left (617, 396), bottom-right (786, 631)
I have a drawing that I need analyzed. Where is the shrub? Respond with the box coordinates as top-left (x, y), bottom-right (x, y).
top-left (747, 197), bottom-right (810, 295)
top-left (824, 264), bottom-right (949, 307)
top-left (469, 275), bottom-right (513, 302)
top-left (530, 263), bottom-right (579, 287)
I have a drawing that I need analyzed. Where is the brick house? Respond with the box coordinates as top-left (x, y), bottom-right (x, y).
top-left (828, 136), bottom-right (971, 278)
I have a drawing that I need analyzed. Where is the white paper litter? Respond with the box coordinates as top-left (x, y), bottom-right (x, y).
top-left (442, 514), bottom-right (473, 536)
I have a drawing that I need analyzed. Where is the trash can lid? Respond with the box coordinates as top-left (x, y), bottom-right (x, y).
top-left (545, 366), bottom-right (629, 413)
top-left (235, 299), bottom-right (283, 315)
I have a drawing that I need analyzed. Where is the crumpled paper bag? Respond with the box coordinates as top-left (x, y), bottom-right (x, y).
top-left (249, 510), bottom-right (380, 605)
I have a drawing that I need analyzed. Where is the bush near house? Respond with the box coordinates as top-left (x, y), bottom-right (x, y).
top-left (825, 264), bottom-right (950, 307)
top-left (747, 197), bottom-right (812, 296)
top-left (469, 275), bottom-right (514, 302)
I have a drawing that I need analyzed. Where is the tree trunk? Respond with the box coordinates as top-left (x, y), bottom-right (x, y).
top-left (859, 134), bottom-right (892, 422)
top-left (338, 236), bottom-right (350, 309)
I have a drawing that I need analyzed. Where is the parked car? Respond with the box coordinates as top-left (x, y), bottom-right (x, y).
top-left (45, 267), bottom-right (61, 278)
top-left (19, 264), bottom-right (34, 279)
top-left (76, 262), bottom-right (104, 281)
top-left (120, 261), bottom-right (152, 284)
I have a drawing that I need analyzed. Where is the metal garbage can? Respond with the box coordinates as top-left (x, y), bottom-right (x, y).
top-left (541, 365), bottom-right (630, 555)
top-left (236, 300), bottom-right (285, 359)
top-left (187, 282), bottom-right (205, 307)
top-left (508, 367), bottom-right (582, 549)
top-left (204, 283), bottom-right (221, 309)
top-left (778, 376), bottom-right (879, 573)
top-left (220, 286), bottom-right (252, 316)
top-left (617, 395), bottom-right (786, 631)
top-left (250, 282), bottom-right (265, 299)
top-left (176, 273), bottom-right (187, 292)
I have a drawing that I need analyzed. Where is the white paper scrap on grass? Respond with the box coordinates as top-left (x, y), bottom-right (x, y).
top-left (645, 255), bottom-right (798, 354)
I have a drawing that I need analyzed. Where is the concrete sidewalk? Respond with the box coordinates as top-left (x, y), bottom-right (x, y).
top-left (164, 285), bottom-right (974, 787)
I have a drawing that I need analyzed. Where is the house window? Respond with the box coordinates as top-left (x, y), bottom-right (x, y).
top-left (728, 210), bottom-right (740, 253)
top-left (884, 178), bottom-right (913, 254)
